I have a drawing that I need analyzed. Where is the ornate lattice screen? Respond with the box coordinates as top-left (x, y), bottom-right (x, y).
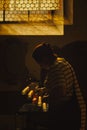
top-left (15, 0), bottom-right (61, 10)
top-left (0, 0), bottom-right (62, 22)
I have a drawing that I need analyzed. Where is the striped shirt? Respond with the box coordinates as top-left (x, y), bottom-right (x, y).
top-left (44, 57), bottom-right (86, 130)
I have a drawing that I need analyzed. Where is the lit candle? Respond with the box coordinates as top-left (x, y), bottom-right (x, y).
top-left (42, 102), bottom-right (47, 112)
top-left (38, 96), bottom-right (42, 107)
top-left (21, 86), bottom-right (29, 95)
top-left (28, 90), bottom-right (34, 98)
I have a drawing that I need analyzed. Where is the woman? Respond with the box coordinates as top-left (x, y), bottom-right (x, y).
top-left (32, 43), bottom-right (86, 130)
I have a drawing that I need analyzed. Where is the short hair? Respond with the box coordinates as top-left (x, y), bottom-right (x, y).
top-left (32, 43), bottom-right (54, 63)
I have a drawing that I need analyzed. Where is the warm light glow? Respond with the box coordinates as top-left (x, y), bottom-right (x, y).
top-left (0, 0), bottom-right (73, 35)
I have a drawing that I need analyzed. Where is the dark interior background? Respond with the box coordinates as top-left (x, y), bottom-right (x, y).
top-left (0, 0), bottom-right (87, 129)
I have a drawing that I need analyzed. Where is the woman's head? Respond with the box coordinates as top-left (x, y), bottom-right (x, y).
top-left (32, 43), bottom-right (57, 68)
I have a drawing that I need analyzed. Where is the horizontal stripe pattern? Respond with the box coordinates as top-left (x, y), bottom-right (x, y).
top-left (44, 57), bottom-right (86, 130)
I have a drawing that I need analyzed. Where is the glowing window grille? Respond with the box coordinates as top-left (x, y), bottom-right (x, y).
top-left (15, 0), bottom-right (61, 10)
top-left (0, 0), bottom-right (62, 22)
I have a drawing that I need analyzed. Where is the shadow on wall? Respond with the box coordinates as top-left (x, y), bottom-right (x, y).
top-left (0, 37), bottom-right (29, 86)
top-left (61, 40), bottom-right (87, 102)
